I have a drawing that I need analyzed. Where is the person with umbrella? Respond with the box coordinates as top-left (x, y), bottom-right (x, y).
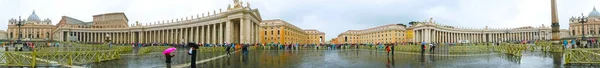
top-left (163, 47), bottom-right (176, 68)
top-left (421, 42), bottom-right (426, 54)
top-left (225, 42), bottom-right (231, 56)
top-left (187, 42), bottom-right (199, 68)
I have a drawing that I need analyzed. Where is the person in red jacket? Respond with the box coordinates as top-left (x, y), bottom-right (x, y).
top-left (386, 45), bottom-right (391, 56)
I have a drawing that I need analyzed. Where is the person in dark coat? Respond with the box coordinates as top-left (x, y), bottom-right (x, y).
top-left (243, 43), bottom-right (249, 55)
top-left (226, 43), bottom-right (231, 56)
top-left (165, 53), bottom-right (175, 68)
top-left (187, 43), bottom-right (198, 68)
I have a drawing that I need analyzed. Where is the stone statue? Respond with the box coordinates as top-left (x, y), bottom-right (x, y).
top-left (228, 4), bottom-right (232, 10)
top-left (233, 0), bottom-right (242, 8)
top-left (247, 2), bottom-right (250, 8)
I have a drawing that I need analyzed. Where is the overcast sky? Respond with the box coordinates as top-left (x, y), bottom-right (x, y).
top-left (1, 0), bottom-right (600, 41)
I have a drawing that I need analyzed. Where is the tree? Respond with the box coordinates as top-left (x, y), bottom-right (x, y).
top-left (396, 24), bottom-right (407, 27)
top-left (408, 21), bottom-right (418, 26)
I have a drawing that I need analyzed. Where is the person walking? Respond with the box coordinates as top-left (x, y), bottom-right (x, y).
top-left (226, 43), bottom-right (231, 56)
top-left (386, 45), bottom-right (391, 56)
top-left (563, 40), bottom-right (568, 50)
top-left (242, 43), bottom-right (249, 55)
top-left (429, 43), bottom-right (436, 52)
top-left (391, 43), bottom-right (395, 55)
top-left (421, 42), bottom-right (426, 54)
top-left (165, 52), bottom-right (175, 68)
top-left (187, 43), bottom-right (198, 68)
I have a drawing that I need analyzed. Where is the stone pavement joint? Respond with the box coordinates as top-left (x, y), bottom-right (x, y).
top-left (361, 49), bottom-right (500, 56)
top-left (170, 50), bottom-right (240, 68)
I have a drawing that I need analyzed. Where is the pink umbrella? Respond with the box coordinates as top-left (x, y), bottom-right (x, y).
top-left (163, 47), bottom-right (177, 55)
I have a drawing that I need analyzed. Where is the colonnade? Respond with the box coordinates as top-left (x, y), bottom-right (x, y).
top-left (414, 28), bottom-right (551, 43)
top-left (58, 18), bottom-right (260, 44)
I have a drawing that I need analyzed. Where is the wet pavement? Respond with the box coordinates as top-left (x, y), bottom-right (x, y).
top-left (189, 49), bottom-right (596, 68)
top-left (35, 48), bottom-right (600, 68)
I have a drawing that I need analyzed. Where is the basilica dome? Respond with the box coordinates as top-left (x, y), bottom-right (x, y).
top-left (589, 7), bottom-right (600, 19)
top-left (27, 11), bottom-right (41, 23)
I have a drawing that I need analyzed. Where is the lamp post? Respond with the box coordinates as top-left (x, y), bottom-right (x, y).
top-left (16, 16), bottom-right (25, 44)
top-left (579, 13), bottom-right (588, 48)
top-left (14, 16), bottom-right (26, 50)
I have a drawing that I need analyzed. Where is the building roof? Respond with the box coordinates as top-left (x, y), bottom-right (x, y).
top-left (62, 16), bottom-right (93, 26)
top-left (27, 11), bottom-right (41, 23)
top-left (93, 12), bottom-right (129, 21)
top-left (589, 7), bottom-right (600, 18)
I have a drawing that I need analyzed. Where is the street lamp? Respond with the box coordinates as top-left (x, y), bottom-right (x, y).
top-left (579, 13), bottom-right (588, 48)
top-left (16, 16), bottom-right (25, 44)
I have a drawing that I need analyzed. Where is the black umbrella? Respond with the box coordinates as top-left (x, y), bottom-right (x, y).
top-left (188, 43), bottom-right (198, 49)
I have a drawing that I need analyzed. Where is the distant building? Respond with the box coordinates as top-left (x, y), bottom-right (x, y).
top-left (409, 18), bottom-right (553, 43)
top-left (7, 11), bottom-right (54, 41)
top-left (333, 24), bottom-right (406, 44)
top-left (334, 18), bottom-right (562, 44)
top-left (50, 0), bottom-right (261, 44)
top-left (568, 7), bottom-right (600, 39)
top-left (259, 19), bottom-right (325, 45)
top-left (0, 30), bottom-right (7, 41)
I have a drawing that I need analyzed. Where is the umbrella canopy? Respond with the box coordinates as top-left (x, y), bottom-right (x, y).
top-left (163, 47), bottom-right (177, 55)
top-left (188, 43), bottom-right (198, 49)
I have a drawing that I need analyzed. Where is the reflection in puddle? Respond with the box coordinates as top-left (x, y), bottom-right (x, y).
top-left (71, 49), bottom-right (600, 68)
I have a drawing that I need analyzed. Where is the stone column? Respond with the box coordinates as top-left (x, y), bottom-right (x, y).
top-left (225, 20), bottom-right (232, 43)
top-left (165, 29), bottom-right (168, 43)
top-left (195, 26), bottom-right (199, 43)
top-left (201, 26), bottom-right (205, 44)
top-left (178, 28), bottom-right (181, 43)
top-left (152, 31), bottom-right (155, 43)
top-left (448, 32), bottom-right (450, 43)
top-left (432, 30), bottom-right (436, 43)
top-left (94, 32), bottom-right (97, 43)
top-left (413, 30), bottom-right (417, 43)
top-left (140, 31), bottom-right (144, 43)
top-left (220, 23), bottom-right (224, 44)
top-left (120, 32), bottom-right (123, 44)
top-left (158, 30), bottom-right (162, 43)
top-left (184, 27), bottom-right (188, 43)
top-left (211, 24), bottom-right (216, 44)
top-left (255, 22), bottom-right (259, 44)
top-left (114, 32), bottom-right (118, 44)
top-left (240, 18), bottom-right (245, 43)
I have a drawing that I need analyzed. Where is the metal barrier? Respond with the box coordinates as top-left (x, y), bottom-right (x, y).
top-left (393, 45), bottom-right (421, 52)
top-left (0, 42), bottom-right (125, 67)
top-left (493, 45), bottom-right (526, 56)
top-left (0, 52), bottom-right (36, 66)
top-left (449, 45), bottom-right (491, 53)
top-left (137, 46), bottom-right (169, 55)
top-left (198, 47), bottom-right (225, 52)
top-left (564, 48), bottom-right (600, 64)
top-left (37, 50), bottom-right (119, 65)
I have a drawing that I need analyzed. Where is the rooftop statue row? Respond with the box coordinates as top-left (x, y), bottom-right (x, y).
top-left (409, 18), bottom-right (549, 31)
top-left (8, 11), bottom-right (52, 25)
top-left (133, 0), bottom-right (253, 27)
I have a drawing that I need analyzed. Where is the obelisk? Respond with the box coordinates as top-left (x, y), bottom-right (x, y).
top-left (551, 0), bottom-right (560, 41)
